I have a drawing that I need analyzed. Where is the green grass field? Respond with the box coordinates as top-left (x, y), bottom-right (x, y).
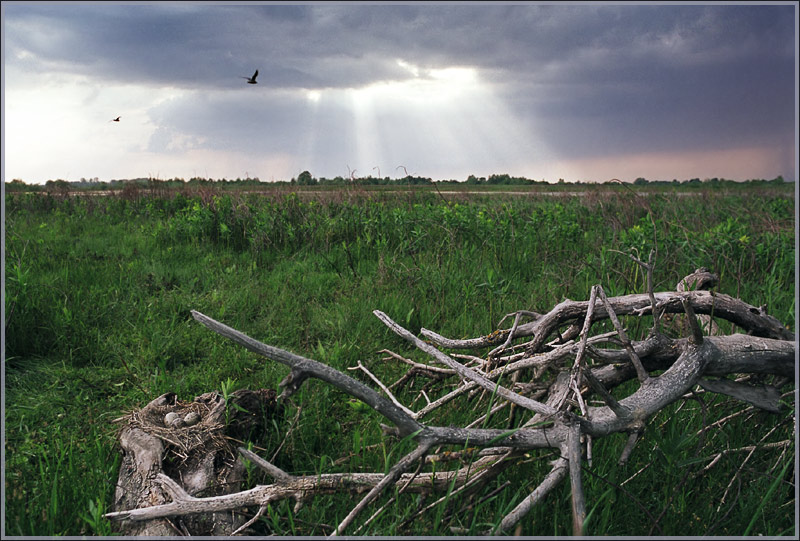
top-left (4, 184), bottom-right (795, 536)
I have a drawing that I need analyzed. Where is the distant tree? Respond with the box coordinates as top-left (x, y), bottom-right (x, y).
top-left (6, 179), bottom-right (31, 192)
top-left (634, 177), bottom-right (648, 185)
top-left (487, 173), bottom-right (509, 185)
top-left (297, 171), bottom-right (317, 186)
top-left (45, 179), bottom-right (71, 194)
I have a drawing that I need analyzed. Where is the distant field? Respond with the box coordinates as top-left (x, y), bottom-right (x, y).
top-left (6, 176), bottom-right (794, 196)
top-left (4, 186), bottom-right (795, 536)
top-left (7, 179), bottom-right (794, 208)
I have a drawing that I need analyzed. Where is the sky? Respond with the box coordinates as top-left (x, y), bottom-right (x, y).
top-left (2, 1), bottom-right (797, 184)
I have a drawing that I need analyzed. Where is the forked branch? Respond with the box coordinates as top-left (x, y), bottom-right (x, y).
top-left (106, 271), bottom-right (794, 536)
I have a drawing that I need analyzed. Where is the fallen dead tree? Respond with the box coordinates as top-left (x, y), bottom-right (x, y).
top-left (105, 268), bottom-right (795, 536)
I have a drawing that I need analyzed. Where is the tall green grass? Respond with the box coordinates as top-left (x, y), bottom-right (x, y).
top-left (4, 187), bottom-right (795, 536)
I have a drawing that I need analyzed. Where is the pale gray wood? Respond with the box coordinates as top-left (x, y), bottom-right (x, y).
top-left (106, 269), bottom-right (794, 536)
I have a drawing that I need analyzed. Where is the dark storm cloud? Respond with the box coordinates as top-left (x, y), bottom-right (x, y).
top-left (7, 3), bottom-right (792, 90)
top-left (480, 4), bottom-right (796, 162)
top-left (4, 2), bottom-right (795, 181)
top-left (5, 3), bottom-right (415, 89)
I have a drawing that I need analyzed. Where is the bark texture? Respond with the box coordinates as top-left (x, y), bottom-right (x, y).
top-left (111, 389), bottom-right (280, 535)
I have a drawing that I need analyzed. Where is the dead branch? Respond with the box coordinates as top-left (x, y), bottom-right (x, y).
top-left (105, 269), bottom-right (794, 536)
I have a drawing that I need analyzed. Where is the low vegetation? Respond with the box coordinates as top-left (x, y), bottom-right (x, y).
top-left (4, 183), bottom-right (795, 536)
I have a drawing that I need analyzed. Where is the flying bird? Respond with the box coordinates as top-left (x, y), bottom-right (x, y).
top-left (110, 116), bottom-right (121, 122)
top-left (241, 69), bottom-right (259, 84)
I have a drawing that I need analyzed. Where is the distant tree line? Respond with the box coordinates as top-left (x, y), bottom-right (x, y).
top-left (4, 173), bottom-right (790, 192)
top-left (304, 173), bottom-right (434, 186)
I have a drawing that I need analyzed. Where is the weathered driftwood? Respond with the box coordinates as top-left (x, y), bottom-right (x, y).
top-left (111, 388), bottom-right (280, 535)
top-left (105, 269), bottom-right (794, 536)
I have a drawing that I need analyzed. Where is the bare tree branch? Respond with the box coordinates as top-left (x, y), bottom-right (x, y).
top-left (190, 310), bottom-right (425, 437)
top-left (107, 271), bottom-right (793, 536)
top-left (567, 421), bottom-right (587, 535)
top-left (493, 456), bottom-right (569, 534)
top-left (373, 309), bottom-right (558, 417)
top-left (333, 440), bottom-right (432, 536)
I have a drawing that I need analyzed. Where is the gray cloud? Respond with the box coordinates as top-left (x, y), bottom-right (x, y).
top-left (8, 4), bottom-right (793, 88)
top-left (3, 2), bottom-right (795, 182)
top-left (145, 90), bottom-right (318, 153)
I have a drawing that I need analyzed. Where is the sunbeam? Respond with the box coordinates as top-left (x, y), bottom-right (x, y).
top-left (343, 61), bottom-right (555, 180)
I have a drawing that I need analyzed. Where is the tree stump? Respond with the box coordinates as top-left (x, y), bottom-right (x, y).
top-left (112, 388), bottom-right (280, 536)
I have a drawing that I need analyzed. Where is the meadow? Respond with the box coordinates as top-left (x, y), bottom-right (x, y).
top-left (4, 183), bottom-right (796, 536)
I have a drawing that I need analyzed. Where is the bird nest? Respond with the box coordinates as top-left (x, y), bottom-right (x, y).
top-left (120, 397), bottom-right (230, 464)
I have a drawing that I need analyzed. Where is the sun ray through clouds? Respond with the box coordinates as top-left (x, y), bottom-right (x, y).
top-left (343, 60), bottom-right (555, 181)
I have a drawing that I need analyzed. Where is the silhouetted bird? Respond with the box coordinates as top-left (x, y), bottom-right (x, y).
top-left (241, 69), bottom-right (258, 84)
top-left (110, 116), bottom-right (121, 122)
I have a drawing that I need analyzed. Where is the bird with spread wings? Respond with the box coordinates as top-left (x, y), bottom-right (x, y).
top-left (241, 69), bottom-right (258, 84)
